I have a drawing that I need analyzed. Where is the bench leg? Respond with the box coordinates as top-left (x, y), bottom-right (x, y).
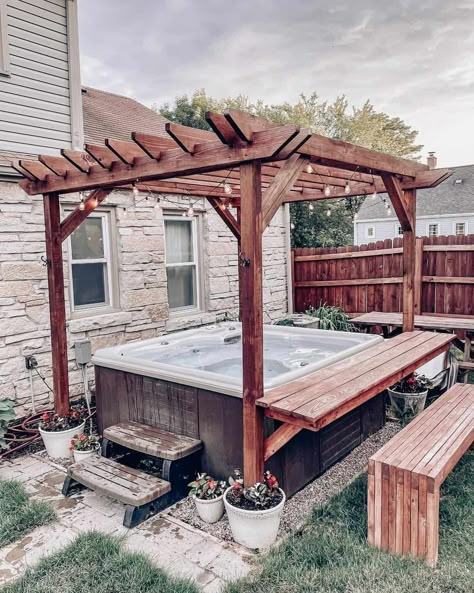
top-left (62, 475), bottom-right (85, 497)
top-left (101, 437), bottom-right (114, 458)
top-left (123, 491), bottom-right (176, 528)
top-left (426, 489), bottom-right (440, 567)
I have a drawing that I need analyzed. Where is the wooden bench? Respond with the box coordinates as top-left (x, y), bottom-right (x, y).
top-left (62, 456), bottom-right (172, 527)
top-left (368, 383), bottom-right (474, 566)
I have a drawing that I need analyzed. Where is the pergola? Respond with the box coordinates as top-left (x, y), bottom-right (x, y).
top-left (13, 109), bottom-right (450, 485)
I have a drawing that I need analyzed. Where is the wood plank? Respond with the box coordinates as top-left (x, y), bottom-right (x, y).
top-left (240, 161), bottom-right (265, 486)
top-left (402, 190), bottom-right (416, 331)
top-left (84, 144), bottom-right (116, 169)
top-left (422, 276), bottom-right (474, 284)
top-left (382, 174), bottom-right (413, 231)
top-left (60, 189), bottom-right (112, 242)
top-left (205, 111), bottom-right (244, 146)
top-left (352, 312), bottom-right (474, 332)
top-left (43, 193), bottom-right (69, 415)
top-left (224, 108), bottom-right (279, 142)
top-left (165, 122), bottom-right (218, 154)
top-left (263, 423), bottom-right (302, 461)
top-left (295, 277), bottom-right (403, 288)
top-left (105, 139), bottom-right (148, 165)
top-left (38, 155), bottom-right (76, 177)
top-left (207, 196), bottom-right (240, 239)
top-left (423, 244), bottom-right (474, 252)
top-left (294, 247), bottom-right (404, 261)
top-left (132, 132), bottom-right (177, 159)
top-left (18, 159), bottom-right (51, 180)
top-left (61, 149), bottom-right (91, 173)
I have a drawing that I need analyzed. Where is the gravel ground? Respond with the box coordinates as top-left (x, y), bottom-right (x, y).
top-left (166, 421), bottom-right (401, 542)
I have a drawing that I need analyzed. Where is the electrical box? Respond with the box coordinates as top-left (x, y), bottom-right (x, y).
top-left (74, 340), bottom-right (92, 365)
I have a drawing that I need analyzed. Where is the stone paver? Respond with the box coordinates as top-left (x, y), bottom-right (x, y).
top-left (0, 453), bottom-right (253, 590)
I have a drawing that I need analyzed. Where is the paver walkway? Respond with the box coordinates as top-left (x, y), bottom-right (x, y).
top-left (0, 453), bottom-right (253, 592)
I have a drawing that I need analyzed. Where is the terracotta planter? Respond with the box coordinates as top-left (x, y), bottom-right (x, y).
top-left (39, 422), bottom-right (85, 459)
top-left (193, 494), bottom-right (225, 523)
top-left (224, 486), bottom-right (285, 549)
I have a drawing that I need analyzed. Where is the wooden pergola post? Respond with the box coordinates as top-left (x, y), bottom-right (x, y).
top-left (402, 189), bottom-right (416, 331)
top-left (239, 161), bottom-right (265, 485)
top-left (43, 193), bottom-right (70, 416)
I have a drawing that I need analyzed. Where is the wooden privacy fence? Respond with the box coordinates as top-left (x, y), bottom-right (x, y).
top-left (292, 234), bottom-right (474, 316)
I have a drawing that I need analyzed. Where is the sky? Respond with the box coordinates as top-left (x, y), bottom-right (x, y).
top-left (78, 0), bottom-right (474, 168)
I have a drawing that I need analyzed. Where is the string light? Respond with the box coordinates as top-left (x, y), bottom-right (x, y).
top-left (305, 163), bottom-right (314, 174)
top-left (290, 222), bottom-right (295, 230)
top-left (90, 194), bottom-right (98, 209)
top-left (372, 189), bottom-right (378, 199)
top-left (121, 207), bottom-right (127, 217)
top-left (344, 181), bottom-right (351, 194)
top-left (223, 183), bottom-right (233, 195)
top-left (308, 203), bottom-right (314, 211)
top-left (187, 205), bottom-right (194, 217)
top-left (354, 213), bottom-right (359, 220)
top-left (387, 207), bottom-right (392, 216)
top-left (326, 207), bottom-right (332, 217)
top-left (324, 185), bottom-right (331, 197)
top-left (132, 183), bottom-right (139, 198)
top-left (79, 193), bottom-right (85, 211)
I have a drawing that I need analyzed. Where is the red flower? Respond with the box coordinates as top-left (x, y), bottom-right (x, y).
top-left (71, 411), bottom-right (79, 419)
top-left (41, 412), bottom-right (50, 421)
top-left (233, 481), bottom-right (242, 492)
top-left (70, 439), bottom-right (75, 445)
top-left (208, 480), bottom-right (215, 490)
top-left (407, 378), bottom-right (415, 384)
top-left (79, 434), bottom-right (86, 441)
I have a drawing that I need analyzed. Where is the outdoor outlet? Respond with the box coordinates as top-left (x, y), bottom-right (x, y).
top-left (25, 355), bottom-right (38, 370)
top-left (74, 340), bottom-right (92, 365)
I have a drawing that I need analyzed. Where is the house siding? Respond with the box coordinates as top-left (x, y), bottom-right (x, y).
top-left (354, 214), bottom-right (474, 245)
top-left (0, 0), bottom-right (72, 165)
top-left (0, 184), bottom-right (289, 416)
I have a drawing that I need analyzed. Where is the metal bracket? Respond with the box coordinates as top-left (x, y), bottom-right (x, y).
top-left (239, 254), bottom-right (250, 267)
top-left (41, 255), bottom-right (51, 267)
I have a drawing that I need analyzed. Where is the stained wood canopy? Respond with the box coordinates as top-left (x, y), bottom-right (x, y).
top-left (13, 109), bottom-right (450, 210)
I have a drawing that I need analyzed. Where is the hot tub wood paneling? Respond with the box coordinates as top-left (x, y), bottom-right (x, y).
top-left (95, 366), bottom-right (384, 497)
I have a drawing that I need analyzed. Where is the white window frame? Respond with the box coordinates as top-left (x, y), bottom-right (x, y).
top-left (365, 225), bottom-right (375, 240)
top-left (67, 210), bottom-right (117, 316)
top-left (426, 223), bottom-right (439, 237)
top-left (394, 223), bottom-right (403, 236)
top-left (164, 213), bottom-right (203, 314)
top-left (453, 221), bottom-right (467, 236)
top-left (0, 0), bottom-right (10, 76)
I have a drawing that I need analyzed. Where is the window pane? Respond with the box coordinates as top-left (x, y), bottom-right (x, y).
top-left (165, 220), bottom-right (193, 264)
top-left (72, 263), bottom-right (107, 307)
top-left (71, 218), bottom-right (104, 260)
top-left (167, 265), bottom-right (196, 309)
top-left (456, 223), bottom-right (465, 235)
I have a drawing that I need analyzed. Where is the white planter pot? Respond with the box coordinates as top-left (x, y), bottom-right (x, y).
top-left (39, 422), bottom-right (85, 459)
top-left (193, 494), bottom-right (224, 524)
top-left (223, 486), bottom-right (285, 549)
top-left (388, 388), bottom-right (428, 425)
top-left (73, 447), bottom-right (99, 464)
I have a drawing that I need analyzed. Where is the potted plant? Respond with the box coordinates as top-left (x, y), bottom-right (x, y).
top-left (188, 473), bottom-right (227, 523)
top-left (224, 469), bottom-right (285, 549)
top-left (70, 433), bottom-right (100, 463)
top-left (38, 405), bottom-right (87, 459)
top-left (388, 373), bottom-right (433, 425)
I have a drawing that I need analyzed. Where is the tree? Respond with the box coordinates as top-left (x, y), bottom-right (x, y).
top-left (155, 90), bottom-right (423, 247)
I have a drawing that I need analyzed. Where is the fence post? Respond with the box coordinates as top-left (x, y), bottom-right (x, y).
top-left (414, 238), bottom-right (423, 315)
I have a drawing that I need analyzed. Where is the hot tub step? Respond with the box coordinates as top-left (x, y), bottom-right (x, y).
top-left (103, 421), bottom-right (202, 461)
top-left (62, 456), bottom-right (172, 528)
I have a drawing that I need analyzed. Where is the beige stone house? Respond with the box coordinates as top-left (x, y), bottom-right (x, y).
top-left (0, 3), bottom-right (290, 416)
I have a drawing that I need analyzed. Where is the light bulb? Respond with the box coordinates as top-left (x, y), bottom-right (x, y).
top-left (308, 203), bottom-right (314, 211)
top-left (372, 190), bottom-right (378, 199)
top-left (187, 206), bottom-right (194, 217)
top-left (305, 163), bottom-right (314, 174)
top-left (132, 183), bottom-right (139, 198)
top-left (326, 208), bottom-right (332, 217)
top-left (79, 194), bottom-right (85, 211)
top-left (324, 185), bottom-right (331, 197)
top-left (344, 181), bottom-right (350, 194)
top-left (154, 199), bottom-right (160, 209)
top-left (221, 203), bottom-right (227, 210)
top-left (182, 210), bottom-right (187, 217)
top-left (387, 207), bottom-right (392, 216)
top-left (290, 222), bottom-right (295, 230)
top-left (90, 195), bottom-right (98, 209)
top-left (354, 213), bottom-right (358, 220)
top-left (223, 183), bottom-right (232, 195)
top-left (121, 208), bottom-right (127, 217)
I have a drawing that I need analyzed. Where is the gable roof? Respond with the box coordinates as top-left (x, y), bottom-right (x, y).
top-left (82, 86), bottom-right (169, 144)
top-left (358, 163), bottom-right (474, 220)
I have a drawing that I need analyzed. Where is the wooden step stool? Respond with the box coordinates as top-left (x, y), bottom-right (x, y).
top-left (62, 456), bottom-right (172, 527)
top-left (102, 421), bottom-right (203, 501)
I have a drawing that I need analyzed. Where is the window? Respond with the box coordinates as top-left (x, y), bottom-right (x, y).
top-left (0, 0), bottom-right (10, 76)
top-left (365, 225), bottom-right (375, 239)
top-left (454, 222), bottom-right (466, 236)
top-left (164, 215), bottom-right (201, 311)
top-left (427, 223), bottom-right (439, 237)
top-left (68, 212), bottom-right (115, 312)
top-left (395, 224), bottom-right (403, 236)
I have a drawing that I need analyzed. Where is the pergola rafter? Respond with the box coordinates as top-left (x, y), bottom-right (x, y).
top-left (13, 109), bottom-right (452, 486)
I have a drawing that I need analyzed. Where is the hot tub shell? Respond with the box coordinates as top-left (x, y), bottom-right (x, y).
top-left (93, 323), bottom-right (385, 496)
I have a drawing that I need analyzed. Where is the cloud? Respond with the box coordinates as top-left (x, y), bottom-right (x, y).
top-left (77, 0), bottom-right (474, 166)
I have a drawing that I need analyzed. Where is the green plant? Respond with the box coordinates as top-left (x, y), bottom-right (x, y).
top-left (390, 374), bottom-right (433, 394)
top-left (306, 303), bottom-right (355, 332)
top-left (70, 433), bottom-right (100, 452)
top-left (0, 398), bottom-right (15, 450)
top-left (226, 469), bottom-right (282, 511)
top-left (40, 402), bottom-right (87, 433)
top-left (188, 473), bottom-right (226, 500)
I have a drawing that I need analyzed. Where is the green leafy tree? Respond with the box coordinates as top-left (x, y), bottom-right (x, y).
top-left (156, 91), bottom-right (423, 247)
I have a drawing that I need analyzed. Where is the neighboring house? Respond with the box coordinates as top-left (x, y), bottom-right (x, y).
top-left (0, 7), bottom-right (290, 417)
top-left (354, 157), bottom-right (474, 245)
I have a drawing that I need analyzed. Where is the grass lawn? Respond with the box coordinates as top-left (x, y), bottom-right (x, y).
top-left (0, 531), bottom-right (198, 593)
top-left (0, 480), bottom-right (56, 547)
top-left (226, 451), bottom-right (474, 593)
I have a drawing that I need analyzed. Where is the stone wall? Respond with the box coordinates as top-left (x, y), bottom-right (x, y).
top-left (0, 182), bottom-right (289, 417)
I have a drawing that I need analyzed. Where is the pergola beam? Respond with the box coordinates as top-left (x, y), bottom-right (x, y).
top-left (207, 196), bottom-right (240, 239)
top-left (381, 174), bottom-right (413, 231)
top-left (60, 189), bottom-right (113, 242)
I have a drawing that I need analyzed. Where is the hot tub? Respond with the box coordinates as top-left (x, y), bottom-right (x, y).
top-left (92, 322), bottom-right (383, 397)
top-left (93, 323), bottom-right (385, 496)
